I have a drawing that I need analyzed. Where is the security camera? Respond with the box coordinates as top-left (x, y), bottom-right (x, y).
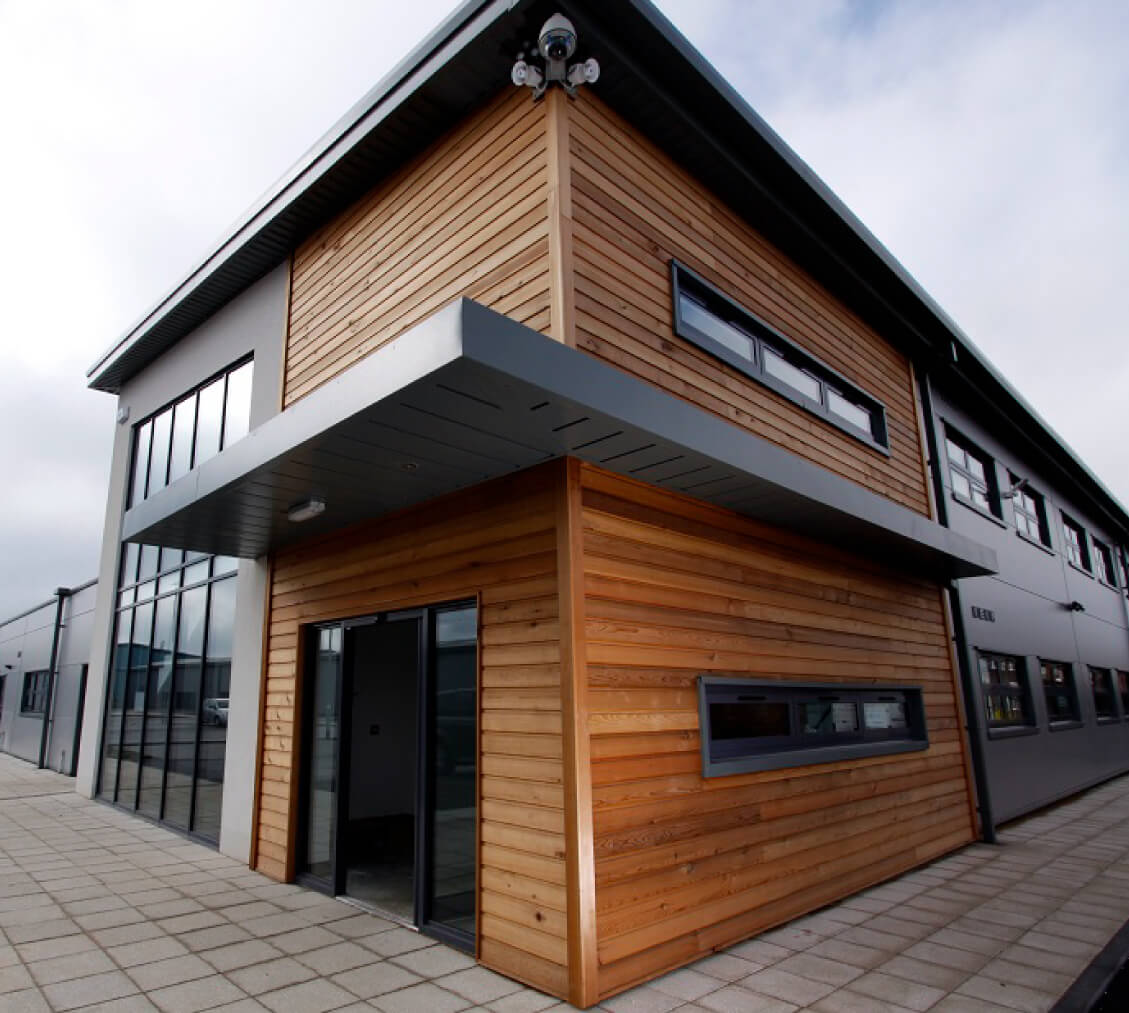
top-left (539, 14), bottom-right (577, 63)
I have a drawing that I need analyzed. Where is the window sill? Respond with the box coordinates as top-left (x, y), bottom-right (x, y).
top-left (1098, 578), bottom-right (1121, 593)
top-left (1067, 560), bottom-right (1094, 580)
top-left (1016, 529), bottom-right (1055, 556)
top-left (1048, 719), bottom-right (1084, 733)
top-left (986, 724), bottom-right (1039, 740)
top-left (951, 492), bottom-right (1006, 528)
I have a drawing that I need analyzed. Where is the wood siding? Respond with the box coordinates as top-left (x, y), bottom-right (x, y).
top-left (255, 466), bottom-right (569, 999)
top-left (567, 94), bottom-right (931, 516)
top-left (283, 89), bottom-right (552, 406)
top-left (578, 466), bottom-right (974, 999)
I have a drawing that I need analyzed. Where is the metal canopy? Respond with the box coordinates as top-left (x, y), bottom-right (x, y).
top-left (121, 300), bottom-right (997, 580)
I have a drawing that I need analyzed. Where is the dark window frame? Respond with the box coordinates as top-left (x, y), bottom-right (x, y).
top-left (1117, 671), bottom-right (1129, 720)
top-left (1092, 539), bottom-right (1117, 588)
top-left (944, 428), bottom-right (1000, 520)
top-left (20, 670), bottom-right (49, 715)
top-left (977, 651), bottom-right (1035, 733)
top-left (1061, 514), bottom-right (1091, 573)
top-left (1008, 474), bottom-right (1051, 549)
top-left (698, 677), bottom-right (928, 777)
top-left (1040, 659), bottom-right (1081, 727)
top-left (671, 263), bottom-right (890, 454)
top-left (1089, 666), bottom-right (1118, 722)
top-left (128, 355), bottom-right (253, 509)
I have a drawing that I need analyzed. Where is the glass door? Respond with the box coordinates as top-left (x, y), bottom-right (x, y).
top-left (297, 602), bottom-right (478, 949)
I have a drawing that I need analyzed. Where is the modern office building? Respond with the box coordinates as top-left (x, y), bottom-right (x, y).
top-left (75, 0), bottom-right (1129, 1005)
top-left (0, 581), bottom-right (98, 774)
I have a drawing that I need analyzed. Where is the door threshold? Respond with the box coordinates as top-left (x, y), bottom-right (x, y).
top-left (334, 893), bottom-right (418, 930)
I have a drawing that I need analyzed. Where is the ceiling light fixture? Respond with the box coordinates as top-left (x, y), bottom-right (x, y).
top-left (288, 498), bottom-right (326, 523)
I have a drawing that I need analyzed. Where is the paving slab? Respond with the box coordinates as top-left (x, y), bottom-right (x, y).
top-left (0, 753), bottom-right (1128, 1010)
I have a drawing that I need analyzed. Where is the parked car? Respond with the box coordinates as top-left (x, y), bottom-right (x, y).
top-left (202, 697), bottom-right (229, 726)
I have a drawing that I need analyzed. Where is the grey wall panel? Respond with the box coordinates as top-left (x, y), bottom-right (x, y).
top-left (77, 263), bottom-right (288, 799)
top-left (930, 382), bottom-right (1129, 827)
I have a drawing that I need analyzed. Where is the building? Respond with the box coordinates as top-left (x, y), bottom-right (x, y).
top-left (74, 0), bottom-right (1129, 1006)
top-left (0, 581), bottom-right (98, 774)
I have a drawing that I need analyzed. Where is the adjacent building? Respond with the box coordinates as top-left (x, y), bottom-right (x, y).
top-left (72, 0), bottom-right (1129, 1006)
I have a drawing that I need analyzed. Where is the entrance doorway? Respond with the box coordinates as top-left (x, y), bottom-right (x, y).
top-left (297, 602), bottom-right (477, 949)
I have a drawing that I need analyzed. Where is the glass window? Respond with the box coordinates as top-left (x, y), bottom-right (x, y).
top-left (1010, 478), bottom-right (1050, 547)
top-left (138, 595), bottom-right (177, 818)
top-left (121, 543), bottom-right (140, 587)
top-left (168, 394), bottom-right (197, 485)
top-left (1090, 667), bottom-right (1117, 720)
top-left (131, 421), bottom-right (152, 508)
top-left (763, 345), bottom-right (822, 402)
top-left (98, 610), bottom-right (132, 799)
top-left (672, 265), bottom-right (887, 449)
top-left (978, 652), bottom-right (1032, 728)
top-left (678, 293), bottom-right (754, 361)
top-left (1118, 672), bottom-right (1129, 719)
top-left (20, 671), bottom-right (49, 714)
top-left (148, 408), bottom-right (173, 495)
top-left (1062, 516), bottom-right (1090, 570)
top-left (222, 361), bottom-right (253, 449)
top-left (699, 679), bottom-right (927, 776)
top-left (138, 544), bottom-right (160, 582)
top-left (1094, 541), bottom-right (1116, 586)
top-left (1041, 660), bottom-right (1079, 724)
top-left (164, 584), bottom-right (206, 830)
top-left (126, 358), bottom-right (253, 508)
top-left (117, 600), bottom-right (154, 807)
top-left (194, 576), bottom-right (235, 842)
top-left (946, 433), bottom-right (997, 516)
top-left (194, 376), bottom-right (225, 467)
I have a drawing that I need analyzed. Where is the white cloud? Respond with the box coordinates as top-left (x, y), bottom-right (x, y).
top-left (0, 0), bottom-right (1126, 619)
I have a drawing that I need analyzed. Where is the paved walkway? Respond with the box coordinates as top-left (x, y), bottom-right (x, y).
top-left (0, 756), bottom-right (1126, 1013)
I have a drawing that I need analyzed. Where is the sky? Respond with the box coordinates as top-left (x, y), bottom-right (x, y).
top-left (0, 0), bottom-right (1126, 620)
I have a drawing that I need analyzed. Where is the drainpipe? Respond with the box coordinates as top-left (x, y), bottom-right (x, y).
top-left (916, 370), bottom-right (998, 844)
top-left (37, 587), bottom-right (70, 770)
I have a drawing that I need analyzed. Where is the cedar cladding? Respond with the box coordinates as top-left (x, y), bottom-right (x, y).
top-left (578, 467), bottom-right (974, 998)
top-left (283, 89), bottom-right (552, 406)
top-left (255, 467), bottom-right (569, 998)
top-left (568, 94), bottom-right (932, 515)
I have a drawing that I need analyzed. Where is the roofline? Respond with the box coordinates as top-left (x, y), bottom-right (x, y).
top-left (86, 0), bottom-right (507, 385)
top-left (0, 578), bottom-right (97, 630)
top-left (85, 0), bottom-right (1129, 535)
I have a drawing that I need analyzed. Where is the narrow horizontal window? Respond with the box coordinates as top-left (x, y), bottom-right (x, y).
top-left (699, 678), bottom-right (928, 777)
top-left (672, 263), bottom-right (888, 451)
top-left (977, 651), bottom-right (1033, 728)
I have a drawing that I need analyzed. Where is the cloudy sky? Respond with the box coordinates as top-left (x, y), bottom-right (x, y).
top-left (0, 0), bottom-right (1126, 619)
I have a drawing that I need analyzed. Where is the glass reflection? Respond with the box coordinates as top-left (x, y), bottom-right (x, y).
top-left (131, 422), bottom-right (152, 507)
top-left (305, 626), bottom-right (341, 881)
top-left (193, 576), bottom-right (234, 842)
top-left (98, 609), bottom-right (132, 800)
top-left (138, 544), bottom-right (159, 582)
top-left (138, 596), bottom-right (177, 817)
top-left (122, 543), bottom-right (140, 586)
top-left (194, 377), bottom-right (224, 467)
top-left (429, 605), bottom-right (477, 936)
top-left (117, 600), bottom-right (153, 807)
top-left (149, 408), bottom-right (172, 494)
top-left (164, 585), bottom-right (206, 830)
top-left (168, 394), bottom-right (196, 484)
top-left (222, 362), bottom-right (253, 448)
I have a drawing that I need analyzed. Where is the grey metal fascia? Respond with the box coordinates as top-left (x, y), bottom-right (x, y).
top-left (85, 0), bottom-right (512, 391)
top-left (121, 299), bottom-right (996, 579)
top-left (456, 301), bottom-right (997, 575)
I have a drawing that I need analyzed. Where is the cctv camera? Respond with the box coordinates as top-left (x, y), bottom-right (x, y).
top-left (539, 14), bottom-right (577, 63)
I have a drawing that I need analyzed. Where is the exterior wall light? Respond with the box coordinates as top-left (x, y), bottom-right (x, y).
top-left (512, 14), bottom-right (599, 99)
top-left (287, 498), bottom-right (326, 523)
top-left (1065, 600), bottom-right (1086, 612)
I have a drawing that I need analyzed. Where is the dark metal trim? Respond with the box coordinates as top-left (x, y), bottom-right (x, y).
top-left (37, 588), bottom-right (71, 770)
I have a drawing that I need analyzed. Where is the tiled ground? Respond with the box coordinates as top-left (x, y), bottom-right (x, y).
top-left (0, 755), bottom-right (1126, 1013)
